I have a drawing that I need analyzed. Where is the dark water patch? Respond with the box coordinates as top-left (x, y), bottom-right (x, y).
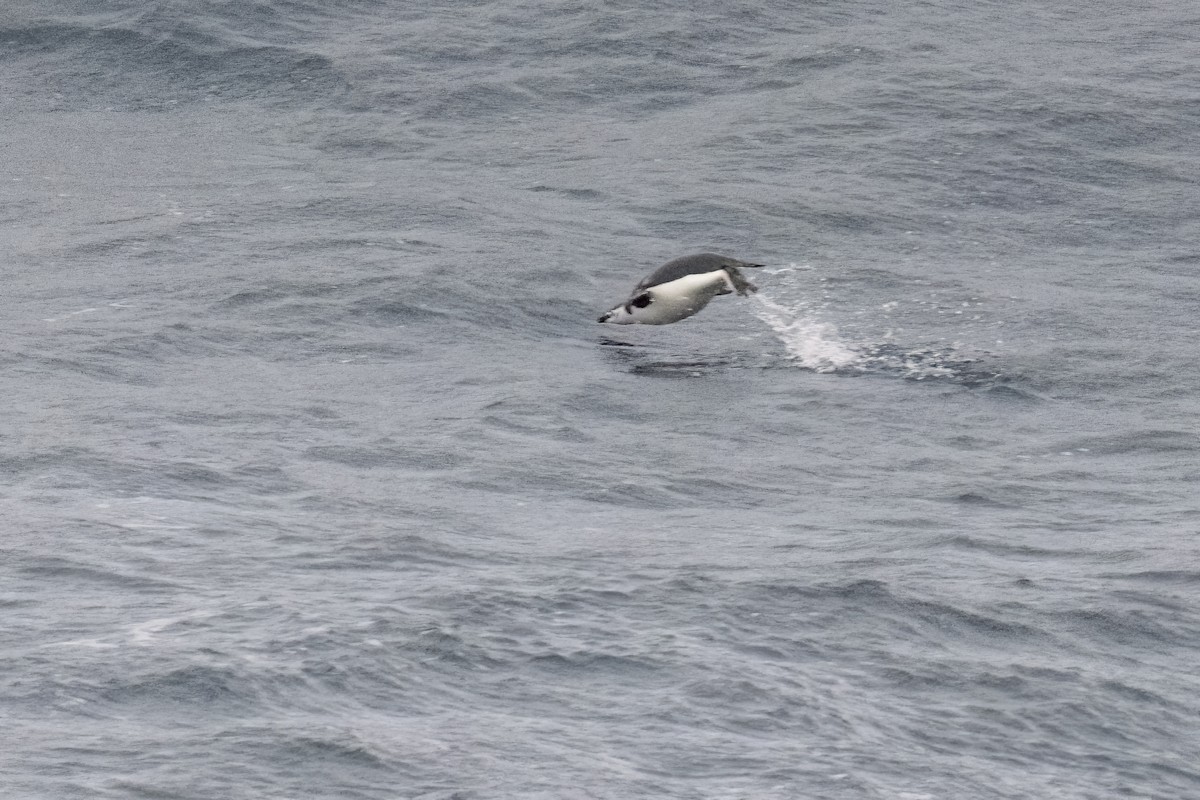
top-left (1011, 664), bottom-right (1082, 683)
top-left (578, 481), bottom-right (686, 510)
top-left (1145, 252), bottom-right (1200, 277)
top-left (256, 329), bottom-right (423, 361)
top-left (161, 461), bottom-right (230, 488)
top-left (664, 573), bottom-right (723, 595)
top-left (597, 334), bottom-right (760, 374)
top-left (530, 651), bottom-right (662, 679)
top-left (170, 409), bottom-right (287, 428)
top-left (1056, 430), bottom-right (1200, 456)
top-left (773, 45), bottom-right (885, 74)
top-left (941, 535), bottom-right (1098, 560)
top-left (685, 677), bottom-right (773, 705)
top-left (526, 185), bottom-right (606, 201)
top-left (755, 199), bottom-right (903, 235)
top-left (741, 578), bottom-right (894, 617)
top-left (425, 81), bottom-right (549, 120)
top-left (100, 664), bottom-right (253, 709)
top-left (876, 665), bottom-right (1029, 697)
top-left (39, 355), bottom-right (156, 387)
top-left (313, 126), bottom-right (435, 158)
top-left (294, 532), bottom-right (493, 570)
top-left (731, 642), bottom-right (791, 661)
top-left (347, 298), bottom-right (457, 325)
top-left (280, 731), bottom-right (392, 770)
top-left (264, 236), bottom-right (431, 256)
top-left (1054, 607), bottom-right (1186, 649)
top-left (215, 276), bottom-right (396, 310)
top-left (1105, 570), bottom-right (1200, 584)
top-left (628, 359), bottom-right (732, 378)
top-left (858, 515), bottom-right (948, 531)
top-left (19, 557), bottom-right (182, 593)
top-left (906, 598), bottom-right (1042, 642)
top-left (758, 578), bottom-right (1044, 645)
top-left (304, 405), bottom-right (340, 420)
top-left (480, 412), bottom-right (594, 444)
top-left (304, 443), bottom-right (465, 471)
top-left (88, 323), bottom-right (253, 363)
top-left (546, 587), bottom-right (637, 607)
top-left (831, 578), bottom-right (893, 602)
top-left (1107, 589), bottom-right (1192, 614)
top-left (142, 459), bottom-right (240, 500)
top-left (403, 627), bottom-right (507, 672)
top-left (833, 266), bottom-right (926, 291)
top-left (518, 465), bottom-right (768, 510)
top-left (946, 492), bottom-right (1013, 509)
top-left (0, 22), bottom-right (350, 110)
top-left (1098, 679), bottom-right (1173, 707)
top-left (9, 446), bottom-right (283, 504)
top-left (1, 446), bottom-right (94, 479)
top-left (227, 463), bottom-right (302, 496)
top-left (933, 479), bottom-right (1076, 511)
top-left (659, 476), bottom-right (764, 509)
top-left (65, 231), bottom-right (174, 259)
top-left (981, 381), bottom-right (1043, 402)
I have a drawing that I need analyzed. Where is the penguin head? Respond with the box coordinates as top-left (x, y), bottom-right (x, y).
top-left (598, 291), bottom-right (653, 324)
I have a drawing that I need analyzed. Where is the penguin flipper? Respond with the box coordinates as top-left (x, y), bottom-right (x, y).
top-left (724, 267), bottom-right (758, 297)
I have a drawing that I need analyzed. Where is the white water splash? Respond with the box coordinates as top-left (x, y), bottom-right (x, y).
top-left (751, 293), bottom-right (860, 372)
top-left (751, 291), bottom-right (996, 383)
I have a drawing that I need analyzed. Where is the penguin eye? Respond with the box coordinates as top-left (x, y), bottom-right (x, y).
top-left (630, 293), bottom-right (653, 309)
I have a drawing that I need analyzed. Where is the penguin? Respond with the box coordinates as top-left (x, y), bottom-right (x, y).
top-left (598, 253), bottom-right (765, 325)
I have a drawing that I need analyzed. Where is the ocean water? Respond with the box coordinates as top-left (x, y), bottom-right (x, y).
top-left (3, 2), bottom-right (1199, 798)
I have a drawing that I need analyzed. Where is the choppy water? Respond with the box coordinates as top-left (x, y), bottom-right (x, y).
top-left (4, 2), bottom-right (1199, 798)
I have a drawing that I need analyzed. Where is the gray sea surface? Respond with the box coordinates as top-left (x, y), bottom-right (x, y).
top-left (3, 2), bottom-right (1199, 798)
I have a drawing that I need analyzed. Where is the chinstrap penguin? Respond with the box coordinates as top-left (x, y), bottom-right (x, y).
top-left (597, 253), bottom-right (766, 325)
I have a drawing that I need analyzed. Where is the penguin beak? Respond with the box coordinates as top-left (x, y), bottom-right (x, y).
top-left (598, 306), bottom-right (637, 324)
top-left (598, 305), bottom-right (627, 323)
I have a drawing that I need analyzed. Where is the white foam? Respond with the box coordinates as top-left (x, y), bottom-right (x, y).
top-left (749, 269), bottom-right (991, 383)
top-left (751, 293), bottom-right (860, 372)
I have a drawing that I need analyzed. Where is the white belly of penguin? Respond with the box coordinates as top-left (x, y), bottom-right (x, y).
top-left (626, 270), bottom-right (734, 325)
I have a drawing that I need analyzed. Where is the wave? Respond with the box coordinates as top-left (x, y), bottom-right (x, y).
top-left (0, 20), bottom-right (348, 110)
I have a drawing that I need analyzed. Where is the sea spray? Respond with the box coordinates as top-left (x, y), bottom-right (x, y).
top-left (751, 293), bottom-right (859, 372)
